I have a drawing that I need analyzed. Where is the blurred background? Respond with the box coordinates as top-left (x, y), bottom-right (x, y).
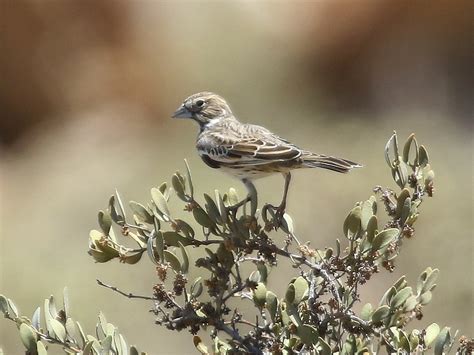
top-left (1, 1), bottom-right (472, 353)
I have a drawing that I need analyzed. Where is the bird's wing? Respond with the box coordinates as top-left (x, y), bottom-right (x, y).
top-left (197, 123), bottom-right (302, 166)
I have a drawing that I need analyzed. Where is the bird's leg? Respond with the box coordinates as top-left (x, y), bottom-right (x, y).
top-left (272, 172), bottom-right (291, 227)
top-left (275, 172), bottom-right (291, 222)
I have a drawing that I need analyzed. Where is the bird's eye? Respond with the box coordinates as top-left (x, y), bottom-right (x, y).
top-left (195, 100), bottom-right (205, 108)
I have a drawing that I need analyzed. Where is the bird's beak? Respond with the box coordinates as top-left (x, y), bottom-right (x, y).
top-left (172, 105), bottom-right (193, 119)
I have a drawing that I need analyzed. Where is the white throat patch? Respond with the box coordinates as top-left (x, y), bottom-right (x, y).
top-left (204, 118), bottom-right (222, 129)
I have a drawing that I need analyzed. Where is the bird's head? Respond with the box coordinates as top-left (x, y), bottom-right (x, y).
top-left (172, 92), bottom-right (233, 125)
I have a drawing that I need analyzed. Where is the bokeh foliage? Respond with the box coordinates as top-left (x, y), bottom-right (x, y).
top-left (1, 133), bottom-right (472, 354)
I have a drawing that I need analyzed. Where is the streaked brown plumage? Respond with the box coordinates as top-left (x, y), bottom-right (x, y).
top-left (172, 92), bottom-right (361, 214)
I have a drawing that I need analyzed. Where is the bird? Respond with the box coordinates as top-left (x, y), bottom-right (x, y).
top-left (172, 92), bottom-right (361, 217)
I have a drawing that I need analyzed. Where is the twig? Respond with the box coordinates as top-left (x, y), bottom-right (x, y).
top-left (97, 279), bottom-right (183, 310)
top-left (96, 279), bottom-right (158, 301)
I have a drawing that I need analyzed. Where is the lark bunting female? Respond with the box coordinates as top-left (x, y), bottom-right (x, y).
top-left (172, 92), bottom-right (361, 214)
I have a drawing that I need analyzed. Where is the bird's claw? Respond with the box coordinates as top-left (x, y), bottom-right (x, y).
top-left (227, 196), bottom-right (251, 213)
top-left (264, 204), bottom-right (286, 229)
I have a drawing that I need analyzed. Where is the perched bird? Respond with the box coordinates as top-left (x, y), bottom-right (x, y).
top-left (172, 92), bottom-right (361, 216)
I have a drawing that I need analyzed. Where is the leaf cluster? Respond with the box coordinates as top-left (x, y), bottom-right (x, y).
top-left (0, 289), bottom-right (146, 354)
top-left (2, 133), bottom-right (472, 354)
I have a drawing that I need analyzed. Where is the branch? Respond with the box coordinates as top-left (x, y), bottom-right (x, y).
top-left (96, 279), bottom-right (158, 301)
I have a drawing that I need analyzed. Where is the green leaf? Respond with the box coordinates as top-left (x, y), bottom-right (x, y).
top-left (151, 187), bottom-right (170, 219)
top-left (285, 284), bottom-right (295, 304)
top-left (390, 287), bottom-right (412, 309)
top-left (164, 250), bottom-right (181, 272)
top-left (402, 133), bottom-right (419, 165)
top-left (399, 330), bottom-right (411, 352)
top-left (286, 303), bottom-right (302, 327)
top-left (129, 201), bottom-right (153, 223)
top-left (32, 307), bottom-right (41, 330)
top-left (172, 173), bottom-right (187, 201)
top-left (163, 231), bottom-right (193, 247)
top-left (265, 291), bottom-right (278, 321)
top-left (403, 295), bottom-right (417, 312)
top-left (122, 251), bottom-right (144, 264)
top-left (184, 159), bottom-right (194, 198)
top-left (19, 323), bottom-right (37, 351)
top-left (434, 327), bottom-right (450, 355)
top-left (297, 324), bottom-right (319, 346)
top-left (98, 210), bottom-right (112, 235)
top-left (360, 199), bottom-right (374, 230)
top-left (341, 337), bottom-right (357, 355)
top-left (0, 295), bottom-right (8, 315)
top-left (75, 321), bottom-right (87, 348)
top-left (101, 335), bottom-right (113, 353)
top-left (83, 340), bottom-right (94, 354)
top-left (392, 275), bottom-right (407, 291)
top-left (63, 287), bottom-right (70, 319)
top-left (366, 215), bottom-right (378, 243)
top-left (280, 302), bottom-right (290, 326)
top-left (396, 188), bottom-right (410, 217)
top-left (65, 318), bottom-right (78, 343)
top-left (400, 197), bottom-right (411, 225)
top-left (178, 242), bottom-right (189, 274)
top-left (253, 283), bottom-right (267, 308)
top-left (116, 333), bottom-right (128, 355)
top-left (343, 206), bottom-right (361, 239)
top-left (392, 160), bottom-right (409, 188)
top-left (425, 323), bottom-right (440, 346)
top-left (384, 132), bottom-right (398, 168)
top-left (416, 268), bottom-right (431, 294)
top-left (409, 329), bottom-right (420, 350)
top-left (47, 295), bottom-right (58, 320)
top-left (146, 232), bottom-right (159, 265)
top-left (204, 194), bottom-right (222, 225)
top-left (360, 303), bottom-right (373, 321)
top-left (154, 231), bottom-right (164, 263)
top-left (115, 190), bottom-right (127, 221)
top-left (371, 305), bottom-right (390, 324)
top-left (36, 341), bottom-right (47, 355)
top-left (419, 291), bottom-right (432, 305)
top-left (97, 312), bottom-right (108, 338)
top-left (191, 277), bottom-right (203, 298)
top-left (381, 286), bottom-right (397, 305)
top-left (419, 145), bottom-right (429, 167)
top-left (227, 188), bottom-right (239, 206)
top-left (109, 195), bottom-right (124, 225)
top-left (257, 263), bottom-right (268, 284)
top-left (50, 318), bottom-right (67, 342)
top-left (372, 228), bottom-right (399, 251)
top-left (293, 276), bottom-right (308, 304)
top-left (421, 268), bottom-right (439, 294)
top-left (7, 299), bottom-right (19, 317)
top-left (158, 182), bottom-right (167, 195)
top-left (193, 207), bottom-right (215, 228)
top-left (174, 219), bottom-right (195, 239)
top-left (280, 213), bottom-right (294, 234)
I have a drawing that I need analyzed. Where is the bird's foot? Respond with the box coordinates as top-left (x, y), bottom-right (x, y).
top-left (263, 203), bottom-right (286, 230)
top-left (275, 204), bottom-right (286, 227)
top-left (227, 196), bottom-right (251, 213)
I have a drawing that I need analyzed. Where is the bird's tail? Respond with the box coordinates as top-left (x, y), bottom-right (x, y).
top-left (301, 152), bottom-right (362, 173)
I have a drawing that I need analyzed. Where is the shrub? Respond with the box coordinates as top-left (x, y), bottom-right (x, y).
top-left (1, 132), bottom-right (472, 354)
